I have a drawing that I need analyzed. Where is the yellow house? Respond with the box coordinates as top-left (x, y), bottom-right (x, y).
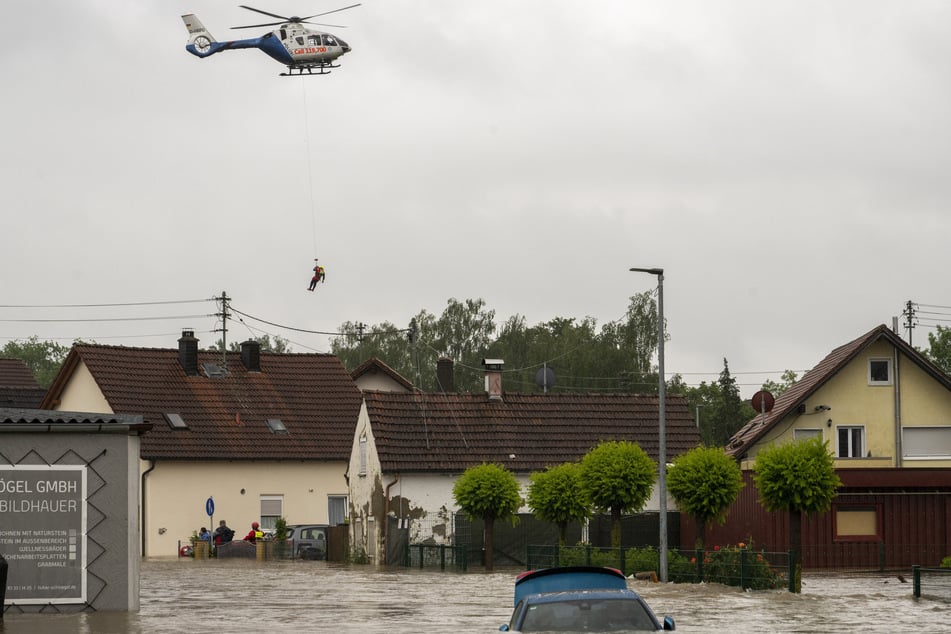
top-left (41, 331), bottom-right (363, 558)
top-left (710, 324), bottom-right (951, 568)
top-left (727, 324), bottom-right (951, 470)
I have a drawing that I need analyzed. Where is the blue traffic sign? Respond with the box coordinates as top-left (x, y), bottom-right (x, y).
top-left (206, 497), bottom-right (215, 517)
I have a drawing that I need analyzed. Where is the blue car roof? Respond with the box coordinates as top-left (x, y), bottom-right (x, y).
top-left (513, 566), bottom-right (630, 606)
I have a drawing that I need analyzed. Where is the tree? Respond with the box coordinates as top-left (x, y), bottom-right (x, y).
top-left (579, 441), bottom-right (656, 548)
top-left (452, 463), bottom-right (522, 571)
top-left (689, 359), bottom-right (757, 447)
top-left (527, 463), bottom-right (590, 546)
top-left (666, 446), bottom-right (744, 548)
top-left (1, 336), bottom-right (72, 388)
top-left (330, 320), bottom-right (414, 379)
top-left (761, 370), bottom-right (799, 398)
top-left (924, 325), bottom-right (951, 374)
top-left (212, 333), bottom-right (292, 353)
top-left (753, 438), bottom-right (841, 592)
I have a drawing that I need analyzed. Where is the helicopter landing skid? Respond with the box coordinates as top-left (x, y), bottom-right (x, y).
top-left (281, 63), bottom-right (341, 77)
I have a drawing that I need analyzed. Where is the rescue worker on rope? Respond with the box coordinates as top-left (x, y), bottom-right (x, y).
top-left (308, 258), bottom-right (325, 291)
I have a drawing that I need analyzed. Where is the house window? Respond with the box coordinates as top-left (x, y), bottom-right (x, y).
top-left (259, 495), bottom-right (283, 531)
top-left (794, 428), bottom-right (822, 442)
top-left (359, 433), bottom-right (368, 476)
top-left (837, 426), bottom-right (865, 458)
top-left (328, 495), bottom-right (348, 526)
top-left (834, 505), bottom-right (881, 542)
top-left (903, 427), bottom-right (951, 459)
top-left (868, 358), bottom-right (892, 385)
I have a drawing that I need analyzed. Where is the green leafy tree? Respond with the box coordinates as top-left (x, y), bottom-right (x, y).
top-left (924, 325), bottom-right (951, 374)
top-left (212, 333), bottom-right (292, 353)
top-left (686, 359), bottom-right (756, 447)
top-left (452, 463), bottom-right (522, 571)
top-left (666, 446), bottom-right (744, 548)
top-left (579, 441), bottom-right (657, 548)
top-left (753, 438), bottom-right (841, 592)
top-left (330, 320), bottom-right (414, 379)
top-left (527, 463), bottom-right (590, 546)
top-left (761, 370), bottom-right (799, 398)
top-left (1, 336), bottom-right (72, 388)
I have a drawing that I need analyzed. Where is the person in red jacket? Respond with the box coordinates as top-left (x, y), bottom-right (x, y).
top-left (308, 259), bottom-right (325, 291)
top-left (245, 521), bottom-right (264, 543)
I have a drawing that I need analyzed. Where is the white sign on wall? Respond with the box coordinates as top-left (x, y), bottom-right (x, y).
top-left (0, 464), bottom-right (87, 604)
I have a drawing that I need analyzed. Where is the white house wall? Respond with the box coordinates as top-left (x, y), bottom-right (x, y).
top-left (141, 460), bottom-right (347, 558)
top-left (56, 360), bottom-right (113, 413)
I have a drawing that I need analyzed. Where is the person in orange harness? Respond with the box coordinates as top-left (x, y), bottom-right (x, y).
top-left (308, 259), bottom-right (325, 291)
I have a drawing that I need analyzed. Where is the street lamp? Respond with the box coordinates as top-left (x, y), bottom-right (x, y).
top-left (629, 266), bottom-right (667, 583)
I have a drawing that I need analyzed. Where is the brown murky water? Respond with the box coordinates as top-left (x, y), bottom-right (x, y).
top-left (1, 559), bottom-right (949, 633)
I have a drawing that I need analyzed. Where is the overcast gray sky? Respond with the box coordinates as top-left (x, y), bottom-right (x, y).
top-left (2, 1), bottom-right (950, 397)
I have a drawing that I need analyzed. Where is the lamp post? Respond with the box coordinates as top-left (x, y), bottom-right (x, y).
top-left (629, 267), bottom-right (667, 582)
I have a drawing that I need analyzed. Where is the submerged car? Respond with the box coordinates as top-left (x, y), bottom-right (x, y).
top-left (500, 566), bottom-right (675, 632)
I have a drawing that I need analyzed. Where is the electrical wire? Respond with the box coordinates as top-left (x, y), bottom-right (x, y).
top-left (0, 299), bottom-right (212, 308)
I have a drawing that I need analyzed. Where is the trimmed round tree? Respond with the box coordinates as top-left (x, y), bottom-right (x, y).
top-left (453, 462), bottom-right (522, 571)
top-left (579, 440), bottom-right (657, 549)
top-left (753, 437), bottom-right (841, 592)
top-left (666, 446), bottom-right (744, 549)
top-left (527, 462), bottom-right (590, 546)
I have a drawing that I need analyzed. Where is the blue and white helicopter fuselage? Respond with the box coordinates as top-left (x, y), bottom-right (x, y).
top-left (182, 9), bottom-right (353, 76)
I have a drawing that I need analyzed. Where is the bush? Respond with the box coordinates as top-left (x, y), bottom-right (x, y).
top-left (941, 556), bottom-right (951, 569)
top-left (696, 541), bottom-right (786, 590)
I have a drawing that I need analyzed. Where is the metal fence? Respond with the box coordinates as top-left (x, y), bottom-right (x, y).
top-left (403, 543), bottom-right (468, 571)
top-left (912, 565), bottom-right (951, 600)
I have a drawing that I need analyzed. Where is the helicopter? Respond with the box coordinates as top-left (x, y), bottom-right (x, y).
top-left (182, 5), bottom-right (360, 76)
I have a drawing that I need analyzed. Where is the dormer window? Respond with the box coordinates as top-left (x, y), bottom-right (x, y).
top-left (868, 358), bottom-right (892, 385)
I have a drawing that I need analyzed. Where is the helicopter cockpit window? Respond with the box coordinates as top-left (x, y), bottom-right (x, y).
top-left (307, 35), bottom-right (320, 46)
top-left (296, 36), bottom-right (305, 45)
top-left (322, 34), bottom-right (338, 46)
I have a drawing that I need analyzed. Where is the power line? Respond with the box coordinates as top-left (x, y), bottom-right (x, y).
top-left (0, 299), bottom-right (212, 308)
top-left (0, 314), bottom-right (210, 323)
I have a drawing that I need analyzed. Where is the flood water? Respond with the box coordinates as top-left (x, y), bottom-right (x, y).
top-left (2, 559), bottom-right (949, 633)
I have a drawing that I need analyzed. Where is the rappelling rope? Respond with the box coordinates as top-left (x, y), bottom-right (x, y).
top-left (300, 78), bottom-right (319, 258)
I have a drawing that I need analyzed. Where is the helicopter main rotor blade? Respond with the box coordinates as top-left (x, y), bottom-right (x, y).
top-left (232, 20), bottom-right (286, 30)
top-left (300, 4), bottom-right (361, 21)
top-left (300, 21), bottom-right (349, 28)
top-left (239, 5), bottom-right (291, 21)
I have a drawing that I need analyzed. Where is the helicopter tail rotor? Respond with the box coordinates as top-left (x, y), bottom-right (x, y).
top-left (182, 14), bottom-right (218, 58)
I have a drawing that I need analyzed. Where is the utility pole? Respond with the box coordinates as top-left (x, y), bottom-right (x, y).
top-left (902, 300), bottom-right (917, 346)
top-left (214, 291), bottom-right (231, 365)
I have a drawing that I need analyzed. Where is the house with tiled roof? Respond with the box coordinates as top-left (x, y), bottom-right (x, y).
top-left (40, 330), bottom-right (363, 558)
top-left (702, 324), bottom-right (951, 569)
top-left (0, 358), bottom-right (47, 408)
top-left (347, 360), bottom-right (701, 565)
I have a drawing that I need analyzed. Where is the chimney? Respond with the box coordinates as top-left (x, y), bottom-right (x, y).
top-left (241, 339), bottom-right (261, 372)
top-left (436, 357), bottom-right (454, 392)
top-left (178, 329), bottom-right (199, 376)
top-left (483, 358), bottom-right (504, 401)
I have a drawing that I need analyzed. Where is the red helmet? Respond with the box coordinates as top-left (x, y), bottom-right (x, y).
top-left (252, 521), bottom-right (260, 529)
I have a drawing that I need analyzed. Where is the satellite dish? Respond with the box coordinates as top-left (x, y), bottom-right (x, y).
top-left (535, 367), bottom-right (556, 392)
top-left (751, 390), bottom-right (775, 413)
